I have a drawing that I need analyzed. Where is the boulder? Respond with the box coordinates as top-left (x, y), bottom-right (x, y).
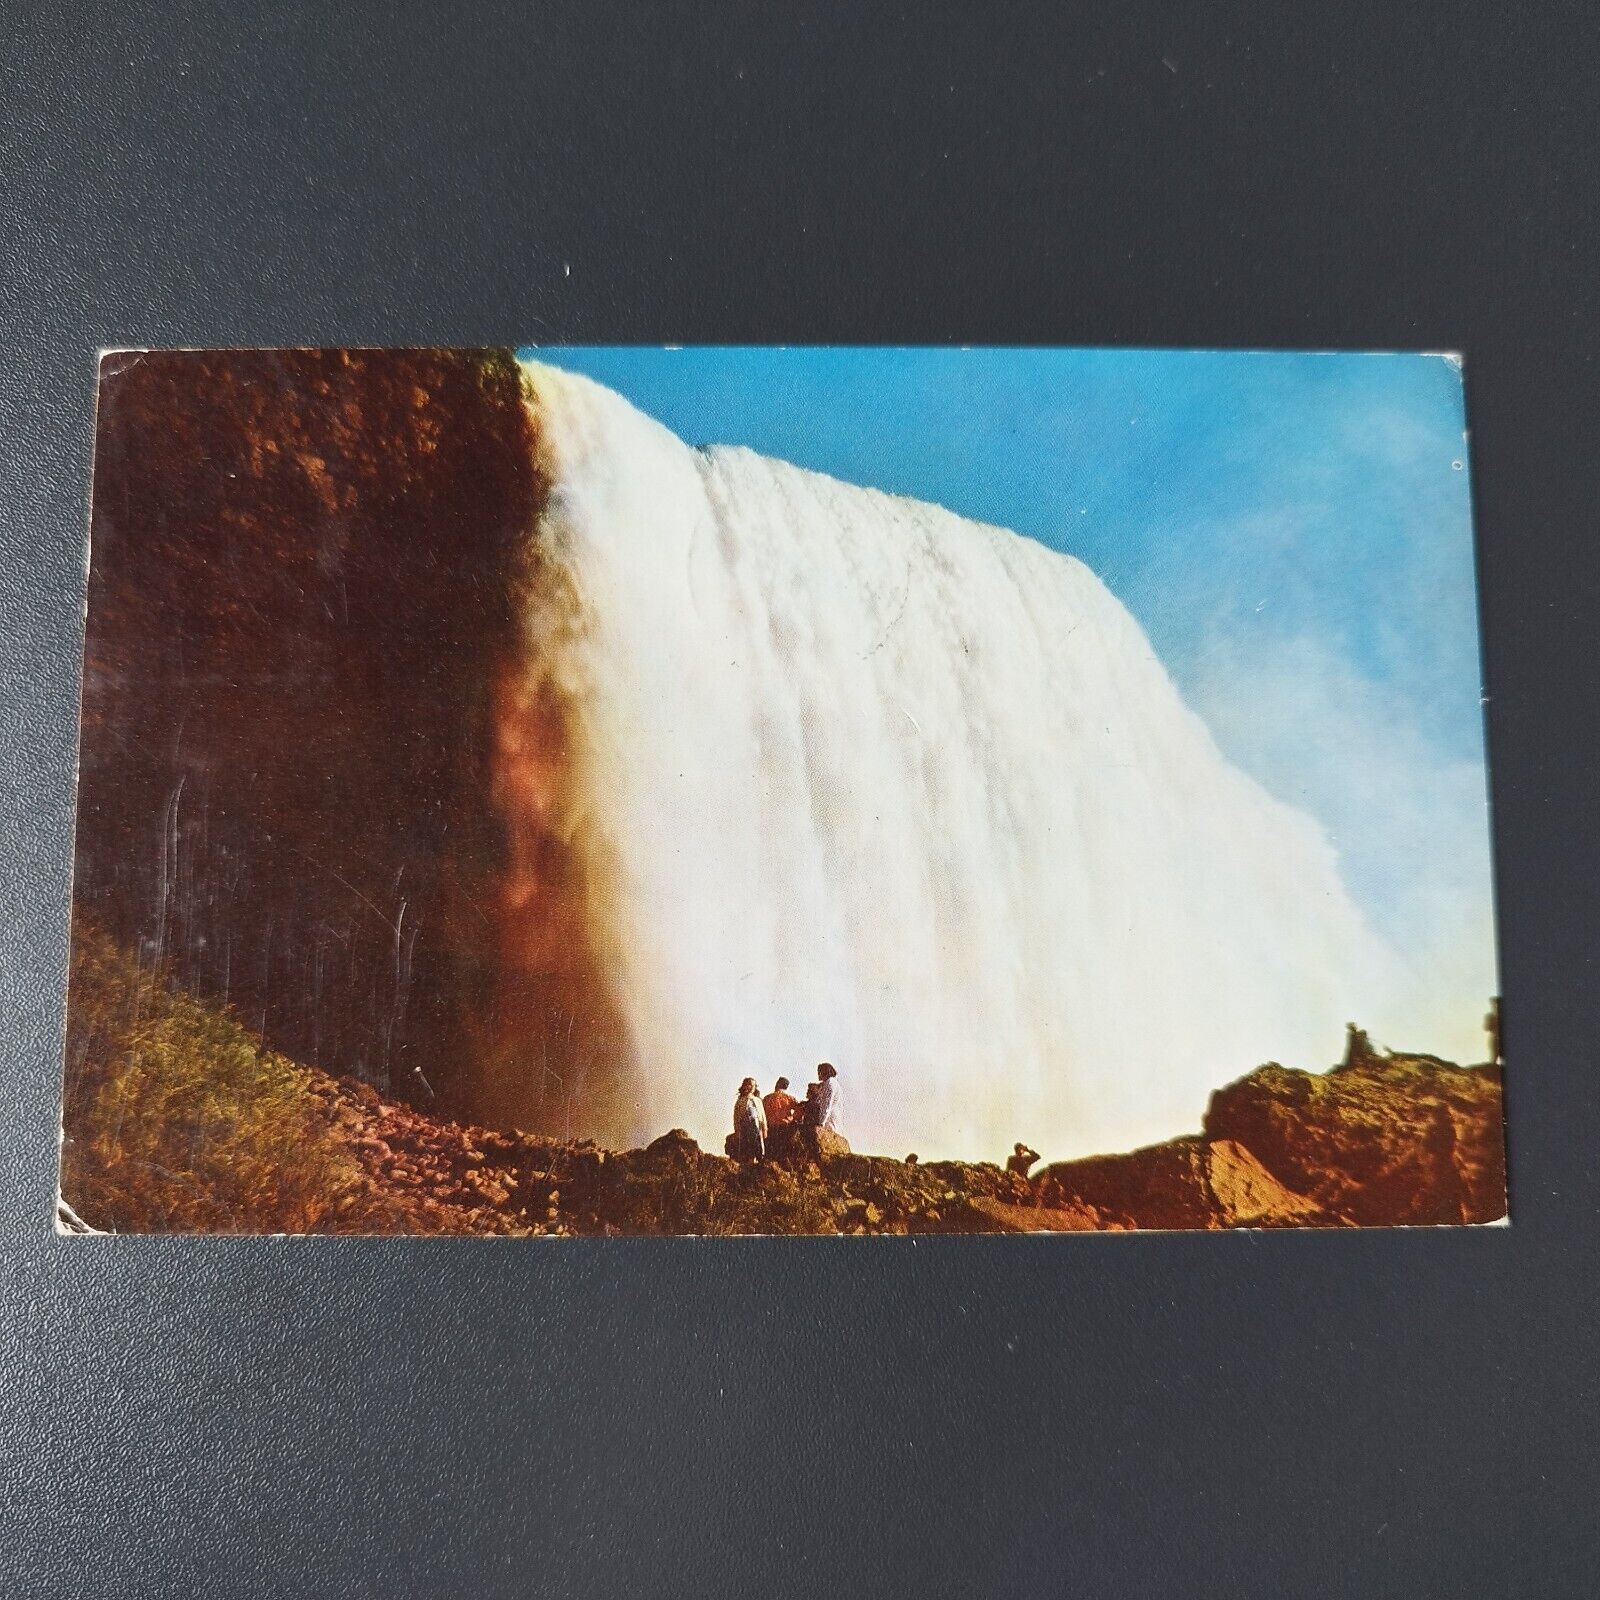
top-left (644, 1128), bottom-right (703, 1165)
top-left (1204, 1051), bottom-right (1507, 1226)
top-left (779, 1125), bottom-right (852, 1164)
top-left (1203, 1138), bottom-right (1338, 1228)
top-left (648, 1127), bottom-right (699, 1151)
top-left (1039, 1136), bottom-right (1219, 1229)
top-left (1038, 1133), bottom-right (1342, 1229)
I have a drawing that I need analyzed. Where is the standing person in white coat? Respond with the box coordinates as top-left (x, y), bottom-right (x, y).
top-left (730, 1077), bottom-right (768, 1162)
top-left (810, 1062), bottom-right (841, 1133)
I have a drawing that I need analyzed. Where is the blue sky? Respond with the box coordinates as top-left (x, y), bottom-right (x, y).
top-left (519, 346), bottom-right (1494, 995)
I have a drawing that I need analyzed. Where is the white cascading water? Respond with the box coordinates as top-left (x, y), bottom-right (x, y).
top-left (496, 360), bottom-right (1396, 1161)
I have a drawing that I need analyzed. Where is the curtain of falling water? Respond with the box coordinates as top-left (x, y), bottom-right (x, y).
top-left (481, 361), bottom-right (1397, 1160)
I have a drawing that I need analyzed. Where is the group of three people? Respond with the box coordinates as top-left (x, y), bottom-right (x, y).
top-left (729, 1062), bottom-right (840, 1162)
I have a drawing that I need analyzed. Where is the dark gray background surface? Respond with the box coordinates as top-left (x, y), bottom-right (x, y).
top-left (2, 4), bottom-right (1595, 1595)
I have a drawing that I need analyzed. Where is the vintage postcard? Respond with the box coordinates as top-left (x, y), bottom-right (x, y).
top-left (59, 348), bottom-right (1505, 1234)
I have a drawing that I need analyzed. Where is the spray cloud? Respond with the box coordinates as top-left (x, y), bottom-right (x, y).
top-left (475, 362), bottom-right (1407, 1159)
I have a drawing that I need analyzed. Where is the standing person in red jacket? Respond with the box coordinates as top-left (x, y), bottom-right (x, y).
top-left (764, 1076), bottom-right (798, 1128)
top-left (763, 1076), bottom-right (799, 1157)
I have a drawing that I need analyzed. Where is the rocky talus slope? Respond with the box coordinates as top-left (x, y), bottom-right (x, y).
top-left (323, 1027), bottom-right (1506, 1233)
top-left (68, 1041), bottom-right (1508, 1237)
top-left (307, 1039), bottom-right (1506, 1234)
top-left (61, 931), bottom-right (1505, 1234)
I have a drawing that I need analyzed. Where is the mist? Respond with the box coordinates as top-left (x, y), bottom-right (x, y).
top-left (474, 362), bottom-right (1419, 1160)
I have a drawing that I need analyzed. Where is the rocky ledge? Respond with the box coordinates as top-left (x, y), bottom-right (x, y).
top-left (267, 1029), bottom-right (1505, 1235)
top-left (1027, 1029), bottom-right (1506, 1231)
top-left (61, 927), bottom-right (1506, 1235)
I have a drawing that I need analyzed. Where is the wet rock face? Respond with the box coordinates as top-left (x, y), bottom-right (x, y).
top-left (77, 349), bottom-right (540, 1104)
top-left (1203, 1048), bottom-right (1507, 1226)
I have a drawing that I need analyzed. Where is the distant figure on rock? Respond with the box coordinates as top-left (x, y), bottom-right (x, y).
top-left (1007, 1143), bottom-right (1041, 1179)
top-left (727, 1077), bottom-right (767, 1163)
top-left (1341, 1022), bottom-right (1382, 1070)
top-left (808, 1062), bottom-right (841, 1132)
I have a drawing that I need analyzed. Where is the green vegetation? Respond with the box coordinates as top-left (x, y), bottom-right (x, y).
top-left (61, 925), bottom-right (388, 1233)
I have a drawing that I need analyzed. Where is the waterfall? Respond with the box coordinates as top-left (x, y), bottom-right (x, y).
top-left (471, 360), bottom-right (1394, 1160)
